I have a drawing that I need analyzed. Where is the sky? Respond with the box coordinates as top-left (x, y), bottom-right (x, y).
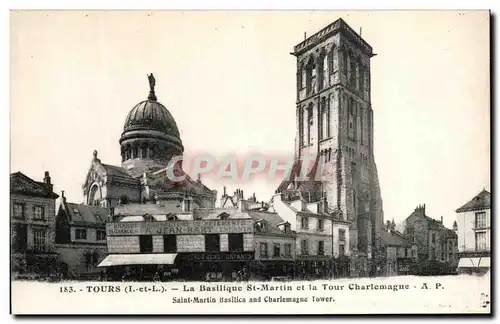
top-left (10, 11), bottom-right (490, 228)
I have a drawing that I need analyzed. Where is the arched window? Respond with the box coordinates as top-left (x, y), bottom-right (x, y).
top-left (355, 57), bottom-right (360, 89)
top-left (305, 56), bottom-right (316, 95)
top-left (359, 63), bottom-right (365, 94)
top-left (320, 97), bottom-right (327, 140)
top-left (307, 103), bottom-right (313, 145)
top-left (298, 62), bottom-right (306, 90)
top-left (328, 46), bottom-right (335, 75)
top-left (141, 145), bottom-right (148, 159)
top-left (342, 47), bottom-right (348, 77)
top-left (299, 107), bottom-right (305, 147)
top-left (349, 52), bottom-right (355, 87)
top-left (120, 147), bottom-right (126, 162)
top-left (348, 98), bottom-right (357, 141)
top-left (132, 145), bottom-right (138, 159)
top-left (88, 184), bottom-right (101, 206)
top-left (319, 52), bottom-right (328, 90)
top-left (326, 95), bottom-right (331, 138)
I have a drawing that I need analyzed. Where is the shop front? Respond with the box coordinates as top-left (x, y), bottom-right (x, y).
top-left (99, 251), bottom-right (255, 281)
top-left (457, 251), bottom-right (490, 275)
top-left (296, 256), bottom-right (331, 280)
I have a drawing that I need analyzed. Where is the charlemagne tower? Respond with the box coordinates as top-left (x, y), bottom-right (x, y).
top-left (278, 18), bottom-right (384, 275)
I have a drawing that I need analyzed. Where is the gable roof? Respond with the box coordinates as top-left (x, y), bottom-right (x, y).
top-left (456, 190), bottom-right (491, 213)
top-left (379, 230), bottom-right (409, 247)
top-left (10, 172), bottom-right (59, 199)
top-left (61, 202), bottom-right (108, 225)
top-left (247, 211), bottom-right (292, 236)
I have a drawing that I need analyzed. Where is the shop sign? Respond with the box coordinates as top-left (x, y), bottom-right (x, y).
top-left (107, 219), bottom-right (254, 236)
top-left (180, 252), bottom-right (255, 262)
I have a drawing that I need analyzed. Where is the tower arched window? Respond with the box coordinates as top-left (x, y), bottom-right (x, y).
top-left (319, 52), bottom-right (328, 90)
top-left (305, 56), bottom-right (316, 95)
top-left (349, 52), bottom-right (355, 87)
top-left (319, 97), bottom-right (327, 140)
top-left (299, 107), bottom-right (305, 147)
top-left (348, 97), bottom-right (357, 141)
top-left (328, 45), bottom-right (335, 75)
top-left (298, 63), bottom-right (306, 90)
top-left (307, 103), bottom-right (313, 145)
top-left (342, 47), bottom-right (348, 77)
top-left (355, 57), bottom-right (360, 89)
top-left (326, 95), bottom-right (331, 138)
top-left (359, 63), bottom-right (365, 95)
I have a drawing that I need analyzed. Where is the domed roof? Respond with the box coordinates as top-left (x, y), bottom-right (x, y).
top-left (123, 99), bottom-right (180, 136)
top-left (123, 73), bottom-right (180, 136)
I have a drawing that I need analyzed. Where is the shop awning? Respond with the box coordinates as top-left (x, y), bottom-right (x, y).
top-left (97, 254), bottom-right (178, 267)
top-left (458, 257), bottom-right (491, 268)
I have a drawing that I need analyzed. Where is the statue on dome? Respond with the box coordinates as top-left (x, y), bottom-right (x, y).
top-left (148, 73), bottom-right (156, 92)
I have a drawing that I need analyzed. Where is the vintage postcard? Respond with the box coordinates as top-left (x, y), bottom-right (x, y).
top-left (10, 10), bottom-right (490, 315)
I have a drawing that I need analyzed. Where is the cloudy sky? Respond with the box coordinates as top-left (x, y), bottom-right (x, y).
top-left (10, 11), bottom-right (490, 227)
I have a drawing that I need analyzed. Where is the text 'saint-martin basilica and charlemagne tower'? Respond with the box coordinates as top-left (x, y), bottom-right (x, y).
top-left (82, 74), bottom-right (218, 211)
top-left (276, 18), bottom-right (385, 274)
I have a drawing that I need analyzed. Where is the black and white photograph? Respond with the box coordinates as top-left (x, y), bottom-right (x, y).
top-left (9, 10), bottom-right (491, 314)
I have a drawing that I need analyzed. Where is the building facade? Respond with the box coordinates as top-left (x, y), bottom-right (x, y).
top-left (276, 18), bottom-right (384, 277)
top-left (375, 221), bottom-right (415, 277)
top-left (217, 188), bottom-right (297, 279)
top-left (400, 204), bottom-right (458, 275)
top-left (99, 206), bottom-right (255, 281)
top-left (455, 190), bottom-right (491, 275)
top-left (271, 192), bottom-right (351, 278)
top-left (54, 192), bottom-right (109, 279)
top-left (10, 172), bottom-right (59, 279)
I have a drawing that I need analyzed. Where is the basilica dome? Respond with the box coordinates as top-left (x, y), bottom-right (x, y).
top-left (119, 74), bottom-right (184, 178)
top-left (123, 99), bottom-right (180, 137)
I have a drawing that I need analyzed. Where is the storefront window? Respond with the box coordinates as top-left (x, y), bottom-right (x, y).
top-left (205, 234), bottom-right (220, 252)
top-left (164, 235), bottom-right (177, 252)
top-left (139, 235), bottom-right (153, 253)
top-left (228, 233), bottom-right (243, 252)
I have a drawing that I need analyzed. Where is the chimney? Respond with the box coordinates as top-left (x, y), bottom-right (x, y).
top-left (253, 193), bottom-right (256, 202)
top-left (43, 171), bottom-right (51, 185)
top-left (223, 186), bottom-right (227, 196)
top-left (238, 199), bottom-right (245, 212)
top-left (109, 207), bottom-right (115, 222)
top-left (182, 196), bottom-right (192, 212)
top-left (453, 220), bottom-right (458, 233)
top-left (61, 190), bottom-right (66, 203)
top-left (440, 216), bottom-right (443, 224)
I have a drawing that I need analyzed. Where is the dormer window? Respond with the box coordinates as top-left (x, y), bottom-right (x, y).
top-left (217, 212), bottom-right (229, 220)
top-left (166, 213), bottom-right (177, 221)
top-left (144, 214), bottom-right (156, 222)
top-left (255, 220), bottom-right (266, 232)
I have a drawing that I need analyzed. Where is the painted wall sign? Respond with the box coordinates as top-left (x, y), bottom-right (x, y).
top-left (178, 252), bottom-right (255, 262)
top-left (107, 219), bottom-right (254, 236)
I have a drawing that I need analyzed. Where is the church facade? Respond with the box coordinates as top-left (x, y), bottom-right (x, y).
top-left (275, 18), bottom-right (385, 277)
top-left (81, 74), bottom-right (217, 211)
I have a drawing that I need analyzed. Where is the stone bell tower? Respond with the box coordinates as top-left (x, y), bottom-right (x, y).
top-left (290, 18), bottom-right (384, 276)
